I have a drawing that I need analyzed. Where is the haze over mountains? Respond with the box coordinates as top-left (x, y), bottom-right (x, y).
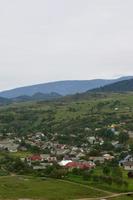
top-left (0, 76), bottom-right (132, 99)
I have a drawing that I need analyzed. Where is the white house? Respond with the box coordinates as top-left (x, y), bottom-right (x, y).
top-left (88, 137), bottom-right (96, 145)
top-left (123, 162), bottom-right (133, 171)
top-left (58, 160), bottom-right (72, 166)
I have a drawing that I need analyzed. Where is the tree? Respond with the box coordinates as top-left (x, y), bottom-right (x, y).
top-left (103, 166), bottom-right (111, 176)
top-left (102, 142), bottom-right (114, 151)
top-left (50, 169), bottom-right (67, 179)
top-left (129, 144), bottom-right (133, 154)
top-left (82, 170), bottom-right (93, 181)
top-left (111, 167), bottom-right (123, 178)
top-left (118, 132), bottom-right (129, 144)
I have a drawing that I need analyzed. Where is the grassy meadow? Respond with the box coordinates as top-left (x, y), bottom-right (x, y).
top-left (0, 176), bottom-right (107, 200)
top-left (67, 167), bottom-right (133, 193)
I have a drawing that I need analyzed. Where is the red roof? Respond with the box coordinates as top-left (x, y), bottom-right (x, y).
top-left (65, 162), bottom-right (94, 169)
top-left (28, 155), bottom-right (42, 161)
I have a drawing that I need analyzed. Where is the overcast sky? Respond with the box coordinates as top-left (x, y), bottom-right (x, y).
top-left (0, 0), bottom-right (133, 91)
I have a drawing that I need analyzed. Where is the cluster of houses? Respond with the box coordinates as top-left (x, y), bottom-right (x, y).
top-left (26, 155), bottom-right (96, 171)
top-left (25, 153), bottom-right (133, 173)
top-left (0, 139), bottom-right (19, 153)
top-left (0, 126), bottom-right (132, 175)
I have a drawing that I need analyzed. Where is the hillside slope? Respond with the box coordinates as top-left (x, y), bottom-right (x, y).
top-left (0, 92), bottom-right (132, 136)
top-left (90, 79), bottom-right (133, 93)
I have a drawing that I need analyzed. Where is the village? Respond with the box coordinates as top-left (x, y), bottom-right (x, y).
top-left (0, 122), bottom-right (133, 178)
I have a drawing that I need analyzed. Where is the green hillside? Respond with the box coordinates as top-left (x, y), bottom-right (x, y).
top-left (0, 92), bottom-right (132, 141)
top-left (0, 176), bottom-right (106, 199)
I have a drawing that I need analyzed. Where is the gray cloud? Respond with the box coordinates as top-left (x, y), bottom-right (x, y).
top-left (0, 0), bottom-right (133, 90)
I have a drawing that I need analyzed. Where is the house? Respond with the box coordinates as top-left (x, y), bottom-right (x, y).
top-left (0, 139), bottom-right (19, 152)
top-left (33, 163), bottom-right (52, 170)
top-left (18, 146), bottom-right (28, 151)
top-left (35, 132), bottom-right (45, 138)
top-left (88, 137), bottom-right (96, 145)
top-left (40, 154), bottom-right (57, 162)
top-left (76, 152), bottom-right (85, 159)
top-left (123, 162), bottom-right (133, 171)
top-left (85, 127), bottom-right (92, 132)
top-left (103, 154), bottom-right (114, 161)
top-left (89, 156), bottom-right (105, 164)
top-left (40, 154), bottom-right (51, 161)
top-left (49, 156), bottom-right (57, 162)
top-left (114, 143), bottom-right (124, 149)
top-left (59, 160), bottom-right (72, 166)
top-left (56, 144), bottom-right (67, 149)
top-left (72, 147), bottom-right (79, 151)
top-left (128, 131), bottom-right (133, 139)
top-left (70, 150), bottom-right (77, 157)
top-left (119, 155), bottom-right (133, 166)
top-left (27, 155), bottom-right (43, 162)
top-left (112, 141), bottom-right (119, 147)
top-left (65, 161), bottom-right (95, 170)
top-left (56, 149), bottom-right (70, 156)
top-left (33, 166), bottom-right (46, 170)
top-left (8, 145), bottom-right (19, 153)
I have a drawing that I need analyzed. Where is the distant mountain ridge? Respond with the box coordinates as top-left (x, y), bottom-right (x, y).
top-left (0, 92), bottom-right (62, 105)
top-left (0, 76), bottom-right (132, 98)
top-left (89, 78), bottom-right (133, 93)
top-left (13, 92), bottom-right (61, 102)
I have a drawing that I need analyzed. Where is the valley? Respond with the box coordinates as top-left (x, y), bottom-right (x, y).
top-left (0, 91), bottom-right (132, 199)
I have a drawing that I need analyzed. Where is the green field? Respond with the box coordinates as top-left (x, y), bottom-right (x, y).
top-left (0, 176), bottom-right (107, 200)
top-left (67, 169), bottom-right (133, 193)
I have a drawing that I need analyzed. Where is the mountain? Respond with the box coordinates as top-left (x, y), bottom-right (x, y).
top-left (0, 76), bottom-right (132, 98)
top-left (0, 92), bottom-right (61, 105)
top-left (12, 95), bottom-right (32, 102)
top-left (0, 97), bottom-right (11, 105)
top-left (13, 92), bottom-right (61, 102)
top-left (90, 79), bottom-right (133, 93)
top-left (31, 92), bottom-right (62, 101)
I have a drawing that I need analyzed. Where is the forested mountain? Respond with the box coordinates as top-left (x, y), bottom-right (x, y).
top-left (0, 76), bottom-right (132, 98)
top-left (13, 92), bottom-right (61, 102)
top-left (90, 79), bottom-right (133, 93)
top-left (0, 92), bottom-right (62, 105)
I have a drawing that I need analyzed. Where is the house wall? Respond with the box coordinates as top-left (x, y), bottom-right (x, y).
top-left (124, 166), bottom-right (133, 171)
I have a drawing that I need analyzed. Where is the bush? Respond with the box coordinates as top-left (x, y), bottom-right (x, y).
top-left (103, 166), bottom-right (111, 176)
top-left (82, 171), bottom-right (92, 181)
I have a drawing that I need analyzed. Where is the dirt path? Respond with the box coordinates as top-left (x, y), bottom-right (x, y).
top-left (61, 180), bottom-right (133, 200)
top-left (74, 192), bottom-right (133, 200)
